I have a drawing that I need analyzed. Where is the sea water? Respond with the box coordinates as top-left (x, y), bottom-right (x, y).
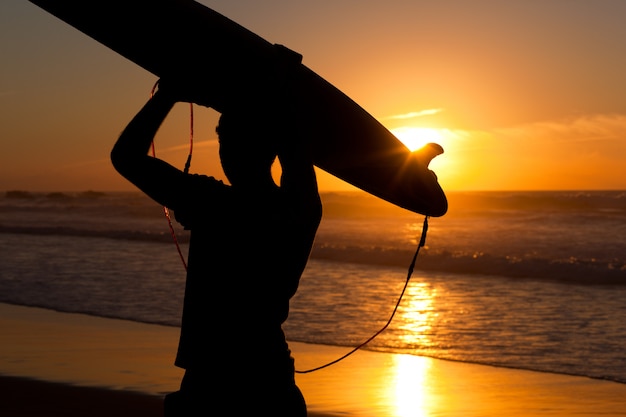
top-left (1, 189), bottom-right (625, 383)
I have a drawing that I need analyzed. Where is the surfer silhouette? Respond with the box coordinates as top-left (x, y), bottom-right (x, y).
top-left (111, 79), bottom-right (322, 416)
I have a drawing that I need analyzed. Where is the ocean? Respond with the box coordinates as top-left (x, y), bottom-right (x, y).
top-left (1, 189), bottom-right (625, 384)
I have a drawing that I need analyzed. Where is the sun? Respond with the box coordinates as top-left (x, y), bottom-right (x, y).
top-left (391, 127), bottom-right (445, 152)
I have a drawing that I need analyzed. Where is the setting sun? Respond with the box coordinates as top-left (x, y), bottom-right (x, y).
top-left (391, 127), bottom-right (445, 152)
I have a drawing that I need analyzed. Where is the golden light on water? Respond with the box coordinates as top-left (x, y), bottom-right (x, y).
top-left (382, 282), bottom-right (440, 416)
top-left (397, 282), bottom-right (437, 348)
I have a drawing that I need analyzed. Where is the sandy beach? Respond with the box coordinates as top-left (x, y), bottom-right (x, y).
top-left (2, 302), bottom-right (626, 417)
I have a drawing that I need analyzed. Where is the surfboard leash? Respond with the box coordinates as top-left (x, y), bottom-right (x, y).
top-left (295, 215), bottom-right (429, 374)
top-left (149, 80), bottom-right (194, 272)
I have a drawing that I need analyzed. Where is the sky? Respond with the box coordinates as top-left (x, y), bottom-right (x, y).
top-left (2, 0), bottom-right (626, 193)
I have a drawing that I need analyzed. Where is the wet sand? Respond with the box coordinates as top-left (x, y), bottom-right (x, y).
top-left (2, 303), bottom-right (626, 416)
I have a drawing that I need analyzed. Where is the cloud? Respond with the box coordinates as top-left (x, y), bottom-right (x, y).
top-left (151, 139), bottom-right (218, 154)
top-left (479, 113), bottom-right (626, 188)
top-left (494, 114), bottom-right (626, 144)
top-left (384, 108), bottom-right (444, 120)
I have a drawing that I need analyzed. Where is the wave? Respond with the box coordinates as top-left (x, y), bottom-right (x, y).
top-left (313, 244), bottom-right (626, 285)
top-left (2, 224), bottom-right (625, 285)
top-left (0, 225), bottom-right (184, 243)
top-left (3, 190), bottom-right (626, 286)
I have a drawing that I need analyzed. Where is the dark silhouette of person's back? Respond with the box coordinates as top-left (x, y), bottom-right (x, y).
top-left (111, 79), bottom-right (321, 416)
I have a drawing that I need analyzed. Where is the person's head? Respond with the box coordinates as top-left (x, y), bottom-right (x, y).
top-left (216, 112), bottom-right (278, 187)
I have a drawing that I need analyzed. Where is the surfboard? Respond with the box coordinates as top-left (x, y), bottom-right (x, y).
top-left (28, 0), bottom-right (448, 217)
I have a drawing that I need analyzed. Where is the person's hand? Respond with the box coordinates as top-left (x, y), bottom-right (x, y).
top-left (156, 77), bottom-right (214, 108)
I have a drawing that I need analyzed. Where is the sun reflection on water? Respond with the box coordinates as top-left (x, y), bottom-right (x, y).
top-left (384, 282), bottom-right (440, 416)
top-left (397, 282), bottom-right (437, 349)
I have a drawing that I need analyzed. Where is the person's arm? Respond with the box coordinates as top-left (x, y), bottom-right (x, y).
top-left (277, 137), bottom-right (322, 220)
top-left (111, 88), bottom-right (186, 208)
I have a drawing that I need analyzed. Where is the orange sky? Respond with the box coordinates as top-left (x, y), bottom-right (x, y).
top-left (2, 0), bottom-right (626, 193)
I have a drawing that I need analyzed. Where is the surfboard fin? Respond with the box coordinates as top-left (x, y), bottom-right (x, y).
top-left (411, 142), bottom-right (444, 169)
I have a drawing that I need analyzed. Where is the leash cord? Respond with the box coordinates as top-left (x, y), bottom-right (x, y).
top-left (295, 216), bottom-right (429, 374)
top-left (150, 81), bottom-right (192, 271)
